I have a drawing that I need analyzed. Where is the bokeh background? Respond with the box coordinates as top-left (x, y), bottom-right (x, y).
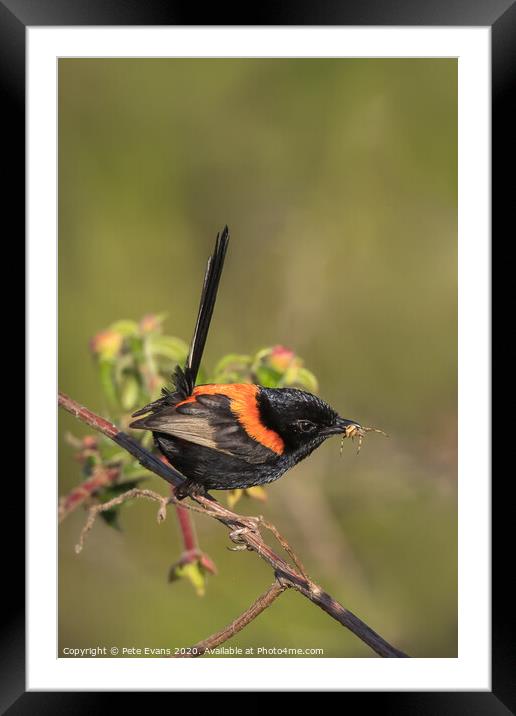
top-left (58, 58), bottom-right (457, 658)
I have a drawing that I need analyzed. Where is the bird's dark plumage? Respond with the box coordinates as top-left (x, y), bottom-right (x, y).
top-left (130, 226), bottom-right (360, 498)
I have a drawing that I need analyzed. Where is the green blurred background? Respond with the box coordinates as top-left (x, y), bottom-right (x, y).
top-left (58, 58), bottom-right (457, 658)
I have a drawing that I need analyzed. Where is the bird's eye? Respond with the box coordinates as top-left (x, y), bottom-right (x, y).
top-left (297, 420), bottom-right (315, 433)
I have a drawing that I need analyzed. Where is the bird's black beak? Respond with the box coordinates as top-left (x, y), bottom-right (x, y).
top-left (323, 417), bottom-right (360, 436)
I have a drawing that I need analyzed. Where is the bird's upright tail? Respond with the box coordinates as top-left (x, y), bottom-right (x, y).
top-left (183, 225), bottom-right (230, 393)
top-left (132, 226), bottom-right (230, 419)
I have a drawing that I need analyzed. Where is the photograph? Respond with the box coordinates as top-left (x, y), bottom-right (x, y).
top-left (57, 57), bottom-right (458, 660)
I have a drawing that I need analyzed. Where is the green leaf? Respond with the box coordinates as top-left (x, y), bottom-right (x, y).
top-left (211, 370), bottom-right (243, 385)
top-left (95, 479), bottom-right (147, 531)
top-left (99, 508), bottom-right (122, 530)
top-left (98, 358), bottom-right (119, 406)
top-left (227, 489), bottom-right (243, 508)
top-left (253, 347), bottom-right (273, 363)
top-left (122, 461), bottom-right (154, 479)
top-left (228, 486), bottom-right (267, 507)
top-left (255, 365), bottom-right (283, 388)
top-left (292, 367), bottom-right (319, 393)
top-left (170, 562), bottom-right (207, 597)
top-left (98, 478), bottom-right (145, 503)
top-left (99, 444), bottom-right (128, 463)
top-left (141, 431), bottom-right (155, 450)
top-left (120, 375), bottom-right (141, 412)
top-left (113, 353), bottom-right (137, 383)
top-left (148, 334), bottom-right (189, 363)
top-left (127, 335), bottom-right (145, 362)
top-left (81, 454), bottom-right (99, 478)
top-left (213, 353), bottom-right (252, 373)
top-left (109, 319), bottom-right (139, 337)
top-left (244, 485), bottom-right (268, 502)
top-left (211, 353), bottom-right (253, 384)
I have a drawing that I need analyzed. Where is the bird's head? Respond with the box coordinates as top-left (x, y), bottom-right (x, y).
top-left (258, 387), bottom-right (359, 455)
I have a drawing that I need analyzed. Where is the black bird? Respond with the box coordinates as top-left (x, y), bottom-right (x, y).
top-left (130, 227), bottom-right (369, 499)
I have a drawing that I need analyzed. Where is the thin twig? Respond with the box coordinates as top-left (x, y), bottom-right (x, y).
top-left (75, 488), bottom-right (169, 554)
top-left (173, 581), bottom-right (286, 657)
top-left (257, 516), bottom-right (310, 581)
top-left (58, 464), bottom-right (121, 522)
top-left (59, 390), bottom-right (409, 658)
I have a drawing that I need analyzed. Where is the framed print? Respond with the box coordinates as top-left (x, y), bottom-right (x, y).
top-left (5, 0), bottom-right (508, 709)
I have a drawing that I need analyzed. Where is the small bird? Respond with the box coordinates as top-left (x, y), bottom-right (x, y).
top-left (130, 227), bottom-right (372, 499)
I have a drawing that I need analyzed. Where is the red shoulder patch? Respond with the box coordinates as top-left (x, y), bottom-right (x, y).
top-left (177, 384), bottom-right (285, 455)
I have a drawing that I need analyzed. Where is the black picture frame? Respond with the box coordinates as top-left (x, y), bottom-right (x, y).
top-left (7, 0), bottom-right (506, 710)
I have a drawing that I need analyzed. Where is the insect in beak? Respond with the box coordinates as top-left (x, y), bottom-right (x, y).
top-left (340, 423), bottom-right (389, 455)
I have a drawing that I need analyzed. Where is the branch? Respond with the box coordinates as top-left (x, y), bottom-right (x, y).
top-left (257, 516), bottom-right (309, 581)
top-left (58, 391), bottom-right (186, 486)
top-left (173, 581), bottom-right (286, 657)
top-left (59, 390), bottom-right (409, 658)
top-left (74, 487), bottom-right (170, 553)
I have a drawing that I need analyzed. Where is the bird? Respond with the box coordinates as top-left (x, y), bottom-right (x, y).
top-left (130, 226), bottom-right (373, 500)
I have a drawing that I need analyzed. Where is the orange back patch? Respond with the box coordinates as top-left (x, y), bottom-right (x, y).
top-left (178, 384), bottom-right (284, 455)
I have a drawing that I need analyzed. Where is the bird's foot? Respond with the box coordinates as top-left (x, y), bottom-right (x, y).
top-left (174, 480), bottom-right (209, 501)
top-left (227, 517), bottom-right (261, 552)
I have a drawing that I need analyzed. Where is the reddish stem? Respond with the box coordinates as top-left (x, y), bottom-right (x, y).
top-left (175, 503), bottom-right (198, 552)
top-left (59, 466), bottom-right (120, 521)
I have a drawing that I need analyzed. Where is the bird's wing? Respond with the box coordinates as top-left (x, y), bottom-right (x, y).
top-left (130, 392), bottom-right (277, 465)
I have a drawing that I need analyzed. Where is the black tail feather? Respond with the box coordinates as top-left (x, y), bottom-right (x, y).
top-left (131, 226), bottom-right (229, 420)
top-left (183, 226), bottom-right (229, 394)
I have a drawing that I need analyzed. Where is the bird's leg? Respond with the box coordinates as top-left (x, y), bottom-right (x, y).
top-left (174, 480), bottom-right (210, 501)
